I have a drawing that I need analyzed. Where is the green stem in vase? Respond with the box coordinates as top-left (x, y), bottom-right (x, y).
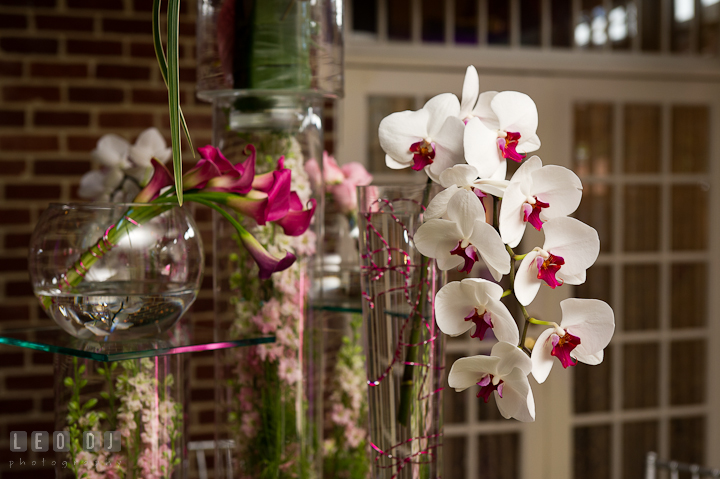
top-left (397, 178), bottom-right (433, 426)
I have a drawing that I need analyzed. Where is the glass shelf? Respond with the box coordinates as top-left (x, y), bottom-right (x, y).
top-left (0, 324), bottom-right (275, 362)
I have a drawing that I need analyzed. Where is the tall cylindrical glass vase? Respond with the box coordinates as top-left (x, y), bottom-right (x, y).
top-left (212, 95), bottom-right (324, 479)
top-left (358, 185), bottom-right (445, 479)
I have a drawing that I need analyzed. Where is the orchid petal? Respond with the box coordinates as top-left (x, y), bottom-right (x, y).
top-left (469, 220), bottom-right (510, 281)
top-left (130, 128), bottom-right (170, 167)
top-left (491, 91), bottom-right (538, 142)
top-left (573, 349), bottom-right (603, 365)
top-left (485, 298), bottom-right (520, 344)
top-left (543, 217), bottom-right (600, 277)
top-left (514, 251), bottom-right (542, 306)
top-left (459, 277), bottom-right (504, 305)
top-left (447, 189), bottom-right (485, 239)
top-left (464, 117), bottom-right (502, 178)
top-left (460, 65), bottom-right (480, 118)
top-left (496, 369), bottom-right (535, 422)
top-left (499, 182), bottom-right (529, 247)
top-left (378, 109), bottom-right (429, 168)
top-left (472, 91), bottom-right (500, 129)
top-left (448, 355), bottom-right (500, 392)
top-left (531, 328), bottom-right (555, 383)
top-left (414, 219), bottom-right (463, 266)
top-left (93, 134), bottom-right (131, 168)
top-left (435, 281), bottom-right (479, 336)
top-left (531, 165), bottom-right (582, 220)
top-left (385, 154), bottom-right (409, 170)
top-left (520, 133), bottom-right (542, 153)
top-left (474, 179), bottom-right (509, 198)
top-left (493, 341), bottom-right (533, 377)
top-left (424, 186), bottom-right (459, 220)
top-left (489, 160), bottom-right (507, 181)
top-left (424, 93), bottom-right (461, 137)
top-left (439, 164), bottom-right (479, 189)
top-left (426, 116), bottom-right (466, 181)
top-left (275, 198), bottom-right (317, 236)
top-left (78, 171), bottom-right (108, 200)
top-left (560, 298), bottom-right (615, 358)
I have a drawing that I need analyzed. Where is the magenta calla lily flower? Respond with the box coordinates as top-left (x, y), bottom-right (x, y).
top-left (197, 144), bottom-right (235, 173)
top-left (133, 158), bottom-right (173, 203)
top-left (205, 146), bottom-right (257, 195)
top-left (239, 229), bottom-right (297, 280)
top-left (275, 193), bottom-right (317, 236)
top-left (226, 191), bottom-right (270, 225)
top-left (183, 157), bottom-right (221, 190)
top-left (252, 156), bottom-right (286, 193)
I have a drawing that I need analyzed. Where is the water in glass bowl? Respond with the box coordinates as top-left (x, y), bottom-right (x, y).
top-left (37, 281), bottom-right (197, 341)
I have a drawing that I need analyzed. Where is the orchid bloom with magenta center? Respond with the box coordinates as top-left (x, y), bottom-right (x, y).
top-left (414, 189), bottom-right (510, 280)
top-left (435, 278), bottom-right (519, 344)
top-left (448, 342), bottom-right (535, 422)
top-left (499, 156), bottom-right (582, 247)
top-left (531, 298), bottom-right (615, 383)
top-left (514, 217), bottom-right (600, 306)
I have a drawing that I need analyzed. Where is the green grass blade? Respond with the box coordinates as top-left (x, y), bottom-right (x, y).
top-left (167, 0), bottom-right (182, 204)
top-left (153, 0), bottom-right (194, 156)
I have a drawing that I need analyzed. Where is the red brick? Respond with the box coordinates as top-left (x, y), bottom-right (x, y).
top-left (162, 113), bottom-right (211, 130)
top-left (102, 18), bottom-right (150, 34)
top-left (4, 469), bottom-right (54, 479)
top-left (0, 304), bottom-right (29, 320)
top-left (32, 352), bottom-right (53, 365)
top-left (0, 353), bottom-right (24, 368)
top-left (179, 21), bottom-right (195, 37)
top-left (0, 37), bottom-right (57, 54)
top-left (191, 388), bottom-right (215, 401)
top-left (67, 135), bottom-right (99, 151)
top-left (3, 86), bottom-right (59, 102)
top-left (0, 160), bottom-right (25, 176)
top-left (179, 67), bottom-right (196, 83)
top-left (0, 399), bottom-right (32, 414)
top-left (66, 39), bottom-right (122, 56)
top-left (36, 14), bottom-right (94, 31)
top-left (96, 64), bottom-right (150, 81)
top-left (5, 281), bottom-right (32, 297)
top-left (4, 234), bottom-right (31, 249)
top-left (99, 112), bottom-right (153, 128)
top-left (34, 159), bottom-right (90, 175)
top-left (0, 0), bottom-right (55, 5)
top-left (0, 60), bottom-right (22, 77)
top-left (0, 14), bottom-right (27, 29)
top-left (34, 111), bottom-right (89, 127)
top-left (41, 396), bottom-right (54, 411)
top-left (0, 257), bottom-right (27, 271)
top-left (195, 365), bottom-right (214, 379)
top-left (68, 87), bottom-right (123, 103)
top-left (199, 410), bottom-right (215, 423)
top-left (0, 110), bottom-right (24, 127)
top-left (6, 421), bottom-right (54, 434)
top-left (132, 88), bottom-right (186, 104)
top-left (67, 0), bottom-right (122, 9)
top-left (0, 209), bottom-right (29, 224)
top-left (130, 41), bottom-right (185, 58)
top-left (0, 135), bottom-right (57, 151)
top-left (191, 297), bottom-right (213, 312)
top-left (30, 62), bottom-right (87, 78)
top-left (6, 184), bottom-right (61, 200)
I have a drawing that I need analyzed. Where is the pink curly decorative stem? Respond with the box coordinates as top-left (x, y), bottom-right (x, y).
top-left (361, 197), bottom-right (444, 475)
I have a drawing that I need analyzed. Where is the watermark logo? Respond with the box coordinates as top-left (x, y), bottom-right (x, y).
top-left (9, 431), bottom-right (121, 452)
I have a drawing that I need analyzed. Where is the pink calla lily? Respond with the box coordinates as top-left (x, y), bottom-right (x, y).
top-left (226, 191), bottom-right (270, 225)
top-left (275, 194), bottom-right (317, 236)
top-left (205, 146), bottom-right (256, 195)
top-left (239, 229), bottom-right (297, 280)
top-left (134, 159), bottom-right (173, 203)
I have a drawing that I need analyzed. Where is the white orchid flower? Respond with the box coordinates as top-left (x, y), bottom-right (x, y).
top-left (129, 127), bottom-right (171, 168)
top-left (92, 133), bottom-right (131, 170)
top-left (514, 217), bottom-right (600, 306)
top-left (531, 298), bottom-right (615, 383)
top-left (79, 134), bottom-right (131, 200)
top-left (415, 189), bottom-right (509, 280)
top-left (448, 341), bottom-right (535, 422)
top-left (425, 164), bottom-right (510, 220)
top-left (436, 278), bottom-right (519, 344)
top-left (499, 156), bottom-right (583, 247)
top-left (379, 93), bottom-right (465, 182)
top-left (460, 69), bottom-right (541, 178)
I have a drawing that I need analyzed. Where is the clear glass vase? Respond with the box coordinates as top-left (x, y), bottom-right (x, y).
top-left (54, 354), bottom-right (185, 479)
top-left (28, 203), bottom-right (204, 340)
top-left (196, 0), bottom-right (343, 99)
top-left (358, 185), bottom-right (446, 479)
top-left (212, 95), bottom-right (323, 478)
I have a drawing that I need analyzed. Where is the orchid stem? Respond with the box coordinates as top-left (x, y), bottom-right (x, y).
top-left (528, 317), bottom-right (555, 327)
top-left (398, 177), bottom-right (433, 427)
top-left (506, 243), bottom-right (532, 354)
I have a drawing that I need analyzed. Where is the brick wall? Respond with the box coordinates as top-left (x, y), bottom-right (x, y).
top-left (0, 1), bottom-right (335, 478)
